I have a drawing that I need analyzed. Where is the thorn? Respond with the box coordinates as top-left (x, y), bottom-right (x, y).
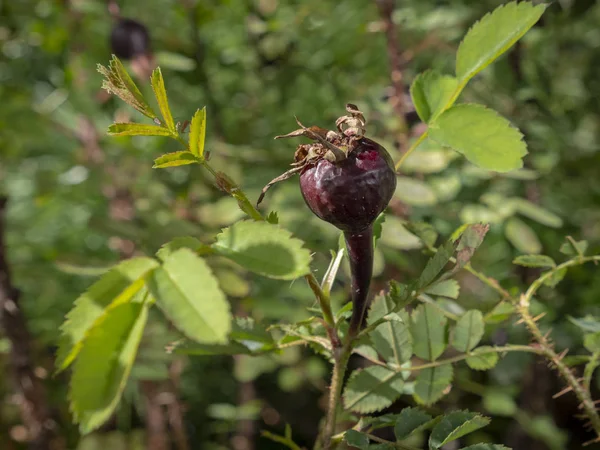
top-left (556, 349), bottom-right (569, 361)
top-left (552, 385), bottom-right (573, 399)
top-left (542, 329), bottom-right (552, 340)
top-left (533, 312), bottom-right (547, 323)
top-left (583, 437), bottom-right (600, 446)
top-left (515, 317), bottom-right (525, 325)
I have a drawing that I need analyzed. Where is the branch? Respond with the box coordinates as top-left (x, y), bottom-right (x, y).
top-left (0, 197), bottom-right (57, 449)
top-left (374, 0), bottom-right (407, 126)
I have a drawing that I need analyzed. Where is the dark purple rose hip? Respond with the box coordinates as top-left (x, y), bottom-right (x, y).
top-left (259, 104), bottom-right (397, 335)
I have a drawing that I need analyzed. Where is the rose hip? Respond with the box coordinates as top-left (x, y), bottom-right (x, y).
top-left (259, 105), bottom-right (397, 335)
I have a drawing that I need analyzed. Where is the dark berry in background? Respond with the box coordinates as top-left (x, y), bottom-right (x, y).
top-left (110, 18), bottom-right (151, 60)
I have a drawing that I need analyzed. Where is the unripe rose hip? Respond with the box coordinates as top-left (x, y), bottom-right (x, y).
top-left (259, 105), bottom-right (397, 335)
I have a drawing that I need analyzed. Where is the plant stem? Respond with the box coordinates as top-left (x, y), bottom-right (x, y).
top-left (322, 341), bottom-right (352, 449)
top-left (306, 273), bottom-right (339, 347)
top-left (345, 227), bottom-right (374, 337)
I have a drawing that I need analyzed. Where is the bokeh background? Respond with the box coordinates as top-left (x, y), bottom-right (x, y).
top-left (1, 0), bottom-right (600, 449)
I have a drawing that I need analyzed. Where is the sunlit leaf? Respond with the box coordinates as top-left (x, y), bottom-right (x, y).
top-left (212, 220), bottom-right (312, 280)
top-left (56, 257), bottom-right (158, 372)
top-left (189, 107), bottom-right (207, 159)
top-left (108, 123), bottom-right (172, 137)
top-left (152, 151), bottom-right (199, 168)
top-left (151, 67), bottom-right (175, 131)
top-left (148, 248), bottom-right (231, 343)
top-left (70, 301), bottom-right (149, 434)
top-left (429, 104), bottom-right (527, 172)
top-left (410, 70), bottom-right (458, 123)
top-left (456, 1), bottom-right (546, 83)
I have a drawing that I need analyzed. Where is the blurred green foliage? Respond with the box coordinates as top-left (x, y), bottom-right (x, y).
top-left (1, 0), bottom-right (600, 448)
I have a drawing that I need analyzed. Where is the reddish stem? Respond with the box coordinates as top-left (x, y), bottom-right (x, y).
top-left (345, 226), bottom-right (374, 336)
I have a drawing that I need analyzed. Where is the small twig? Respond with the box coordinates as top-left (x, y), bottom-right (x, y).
top-left (374, 0), bottom-right (408, 142)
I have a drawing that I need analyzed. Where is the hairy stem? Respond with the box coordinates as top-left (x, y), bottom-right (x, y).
top-left (322, 342), bottom-right (352, 449)
top-left (345, 227), bottom-right (374, 337)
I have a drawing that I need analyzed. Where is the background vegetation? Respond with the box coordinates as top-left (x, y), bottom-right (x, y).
top-left (1, 0), bottom-right (600, 449)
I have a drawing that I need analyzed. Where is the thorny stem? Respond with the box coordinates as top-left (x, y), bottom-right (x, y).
top-left (322, 341), bottom-right (352, 450)
top-left (517, 255), bottom-right (600, 442)
top-left (354, 344), bottom-right (545, 370)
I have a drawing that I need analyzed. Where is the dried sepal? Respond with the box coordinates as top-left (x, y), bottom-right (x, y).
top-left (257, 167), bottom-right (304, 206)
top-left (97, 56), bottom-right (158, 119)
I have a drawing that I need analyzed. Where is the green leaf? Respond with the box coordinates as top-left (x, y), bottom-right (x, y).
top-left (394, 177), bottom-right (438, 206)
top-left (343, 366), bottom-right (405, 414)
top-left (189, 107), bottom-right (207, 159)
top-left (505, 218), bottom-right (541, 254)
top-left (394, 407), bottom-right (435, 440)
top-left (98, 56), bottom-right (157, 119)
top-left (108, 123), bottom-right (172, 137)
top-left (429, 104), bottom-right (527, 172)
top-left (414, 364), bottom-right (453, 405)
top-left (512, 199), bottom-right (562, 228)
top-left (156, 236), bottom-right (207, 261)
top-left (411, 304), bottom-right (447, 361)
top-left (429, 411), bottom-right (491, 448)
top-left (344, 430), bottom-right (370, 449)
top-left (56, 257), bottom-right (158, 373)
top-left (389, 281), bottom-right (413, 309)
top-left (560, 238), bottom-right (588, 256)
top-left (147, 248), bottom-right (231, 343)
top-left (150, 67), bottom-right (175, 131)
top-left (466, 347), bottom-right (499, 371)
top-left (266, 211), bottom-right (279, 224)
top-left (425, 280), bottom-right (460, 299)
top-left (513, 255), bottom-right (555, 268)
top-left (152, 151), bottom-right (199, 168)
top-left (410, 70), bottom-right (458, 123)
top-left (70, 301), bottom-right (149, 434)
top-left (543, 268), bottom-right (566, 288)
top-left (417, 240), bottom-right (456, 289)
top-left (405, 221), bottom-right (438, 249)
top-left (569, 315), bottom-right (600, 333)
top-left (485, 302), bottom-right (515, 324)
top-left (212, 221), bottom-right (312, 280)
top-left (368, 296), bottom-right (412, 366)
top-left (452, 310), bottom-right (484, 352)
top-left (460, 445), bottom-right (510, 450)
top-left (483, 390), bottom-right (517, 416)
top-left (456, 1), bottom-right (546, 83)
top-left (584, 332), bottom-right (600, 353)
